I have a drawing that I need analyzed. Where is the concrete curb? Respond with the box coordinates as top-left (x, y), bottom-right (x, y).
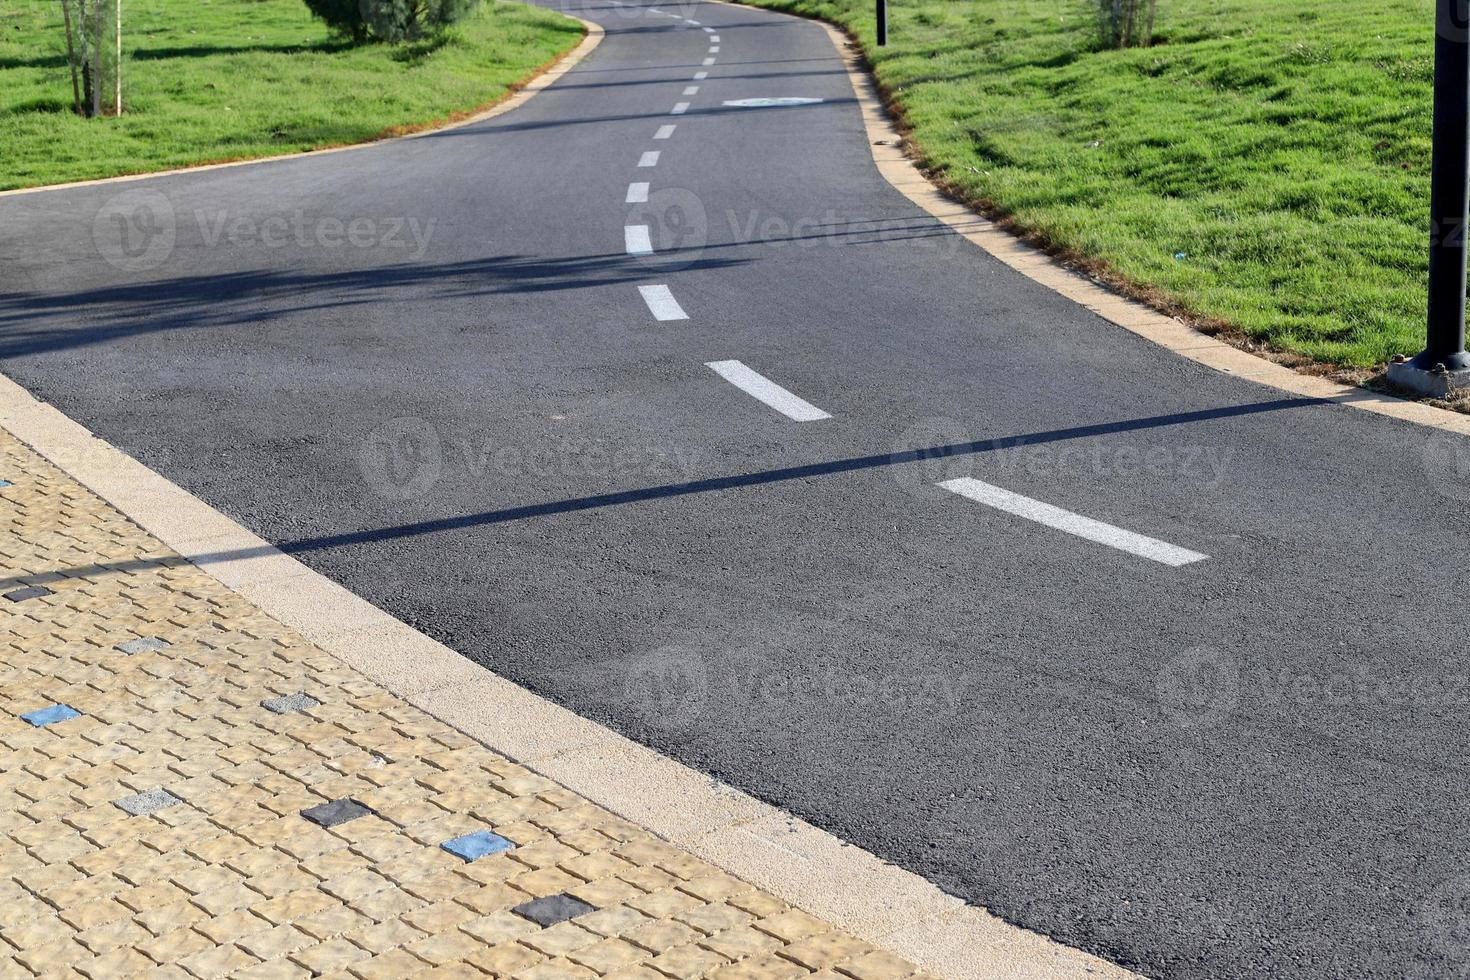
top-left (0, 14), bottom-right (605, 199)
top-left (769, 5), bottom-right (1470, 439)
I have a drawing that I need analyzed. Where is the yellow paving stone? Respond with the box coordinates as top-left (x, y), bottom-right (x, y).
top-left (290, 937), bottom-right (372, 974)
top-left (347, 947), bottom-right (430, 980)
top-left (776, 932), bottom-right (876, 971)
top-left (136, 926), bottom-right (215, 965)
top-left (624, 918), bottom-right (702, 955)
top-left (458, 911), bottom-right (537, 945)
top-left (515, 958), bottom-right (598, 980)
top-left (568, 936), bottom-right (651, 974)
top-left (707, 951), bottom-right (810, 980)
top-left (833, 949), bottom-right (923, 980)
top-left (518, 921), bottom-right (599, 958)
top-left (75, 916), bottom-right (150, 954)
top-left (702, 925), bottom-right (784, 962)
top-left (177, 940), bottom-right (262, 978)
top-left (346, 916), bottom-right (426, 955)
top-left (677, 902), bottom-right (755, 937)
top-left (135, 899), bottom-right (211, 937)
top-left (601, 967), bottom-right (669, 980)
top-left (647, 942), bottom-right (735, 979)
top-left (251, 888), bottom-right (338, 927)
top-left (292, 905), bottom-right (375, 942)
top-left (453, 882), bottom-right (528, 916)
top-left (235, 924), bottom-right (315, 961)
top-left (567, 877), bottom-right (644, 910)
top-left (76, 943), bottom-right (154, 978)
top-left (404, 927), bottom-right (486, 965)
top-left (402, 899), bottom-right (478, 935)
top-left (232, 957), bottom-right (314, 980)
top-left (752, 910), bottom-right (827, 945)
top-left (628, 888), bottom-right (706, 920)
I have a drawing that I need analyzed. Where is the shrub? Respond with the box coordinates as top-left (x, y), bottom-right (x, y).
top-left (302, 0), bottom-right (481, 43)
top-left (1094, 0), bottom-right (1157, 49)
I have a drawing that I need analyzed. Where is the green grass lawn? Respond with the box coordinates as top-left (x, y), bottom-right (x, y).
top-left (739, 0), bottom-right (1438, 369)
top-left (0, 0), bottom-right (582, 192)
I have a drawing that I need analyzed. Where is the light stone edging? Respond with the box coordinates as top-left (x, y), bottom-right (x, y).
top-left (762, 4), bottom-right (1470, 439)
top-left (0, 16), bottom-right (605, 199)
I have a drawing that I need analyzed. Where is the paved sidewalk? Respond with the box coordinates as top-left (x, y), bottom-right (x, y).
top-left (0, 427), bottom-right (928, 980)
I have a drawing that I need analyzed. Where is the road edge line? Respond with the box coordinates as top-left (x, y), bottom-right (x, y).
top-left (0, 397), bottom-right (1135, 980)
top-left (0, 14), bottom-right (605, 199)
top-left (721, 0), bottom-right (1470, 441)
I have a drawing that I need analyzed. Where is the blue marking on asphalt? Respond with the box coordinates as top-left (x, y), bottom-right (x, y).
top-left (441, 830), bottom-right (516, 861)
top-left (21, 704), bottom-right (81, 727)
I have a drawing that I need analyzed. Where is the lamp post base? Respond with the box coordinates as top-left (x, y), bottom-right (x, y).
top-left (1387, 358), bottom-right (1470, 397)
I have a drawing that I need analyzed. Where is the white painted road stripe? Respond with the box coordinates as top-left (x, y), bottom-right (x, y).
top-left (702, 57), bottom-right (716, 66)
top-left (654, 124), bottom-right (676, 139)
top-left (671, 102), bottom-right (690, 114)
top-left (684, 85), bottom-right (699, 95)
top-left (937, 478), bottom-right (1209, 567)
top-left (626, 182), bottom-right (649, 203)
top-left (639, 285), bottom-right (689, 321)
top-left (709, 46), bottom-right (720, 53)
top-left (703, 25), bottom-right (714, 32)
top-left (638, 150), bottom-right (660, 167)
top-left (710, 34), bottom-right (721, 41)
top-left (705, 360), bottom-right (832, 422)
top-left (694, 71), bottom-right (708, 79)
top-left (624, 225), bottom-right (653, 256)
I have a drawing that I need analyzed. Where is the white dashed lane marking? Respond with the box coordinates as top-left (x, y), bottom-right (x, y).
top-left (625, 225), bottom-right (654, 256)
top-left (937, 478), bottom-right (1209, 567)
top-left (702, 57), bottom-right (716, 66)
top-left (694, 71), bottom-right (708, 80)
top-left (626, 182), bottom-right (650, 204)
top-left (705, 360), bottom-right (832, 422)
top-left (684, 86), bottom-right (699, 95)
top-left (655, 124), bottom-right (676, 139)
top-left (672, 102), bottom-right (690, 114)
top-left (638, 150), bottom-right (661, 167)
top-left (709, 46), bottom-right (720, 53)
top-left (639, 285), bottom-right (689, 321)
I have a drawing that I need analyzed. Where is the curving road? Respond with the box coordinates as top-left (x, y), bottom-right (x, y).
top-left (4, 1), bottom-right (1470, 976)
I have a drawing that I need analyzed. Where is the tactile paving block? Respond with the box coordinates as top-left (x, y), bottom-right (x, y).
top-left (441, 829), bottom-right (516, 862)
top-left (115, 789), bottom-right (183, 816)
top-left (512, 893), bottom-right (595, 927)
top-left (300, 798), bottom-right (375, 828)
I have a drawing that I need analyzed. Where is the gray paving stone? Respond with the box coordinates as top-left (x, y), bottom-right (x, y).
top-left (115, 789), bottom-right (182, 816)
top-left (260, 692), bottom-right (321, 714)
top-left (511, 893), bottom-right (595, 927)
top-left (300, 798), bottom-right (375, 828)
top-left (4, 586), bottom-right (52, 602)
top-left (115, 636), bottom-right (170, 655)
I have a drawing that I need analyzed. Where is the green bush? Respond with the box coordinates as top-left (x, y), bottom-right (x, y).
top-left (302, 0), bottom-right (480, 42)
top-left (1094, 0), bottom-right (1157, 49)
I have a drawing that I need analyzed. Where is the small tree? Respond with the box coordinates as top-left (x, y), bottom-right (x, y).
top-left (1094, 0), bottom-right (1157, 50)
top-left (59, 0), bottom-right (121, 116)
top-left (303, 0), bottom-right (481, 43)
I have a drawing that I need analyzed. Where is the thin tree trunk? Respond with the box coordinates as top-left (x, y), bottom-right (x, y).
top-left (114, 0), bottom-right (121, 114)
top-left (60, 0), bottom-right (82, 114)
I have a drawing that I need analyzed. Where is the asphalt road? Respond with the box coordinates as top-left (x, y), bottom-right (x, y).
top-left (5, 2), bottom-right (1470, 976)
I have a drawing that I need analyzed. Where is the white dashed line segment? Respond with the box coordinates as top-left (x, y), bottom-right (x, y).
top-left (709, 46), bottom-right (720, 53)
top-left (705, 360), bottom-right (832, 422)
top-left (624, 225), bottom-right (654, 256)
top-left (702, 57), bottom-right (716, 66)
top-left (671, 102), bottom-right (690, 114)
top-left (626, 182), bottom-right (650, 204)
top-left (639, 285), bottom-right (689, 321)
top-left (936, 478), bottom-right (1209, 567)
top-left (638, 150), bottom-right (661, 167)
top-left (684, 86), bottom-right (699, 95)
top-left (655, 124), bottom-right (676, 139)
top-left (694, 71), bottom-right (708, 80)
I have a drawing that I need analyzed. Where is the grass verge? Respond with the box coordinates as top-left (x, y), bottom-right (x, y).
top-left (736, 0), bottom-right (1437, 371)
top-left (0, 0), bottom-right (583, 191)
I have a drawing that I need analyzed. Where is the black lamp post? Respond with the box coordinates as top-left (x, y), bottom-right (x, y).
top-left (1392, 0), bottom-right (1470, 394)
top-left (876, 0), bottom-right (886, 46)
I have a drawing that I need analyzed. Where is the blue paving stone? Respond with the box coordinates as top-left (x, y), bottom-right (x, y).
top-left (20, 704), bottom-right (80, 727)
top-left (441, 830), bottom-right (516, 862)
top-left (0, 480), bottom-right (13, 488)
top-left (511, 893), bottom-right (595, 927)
top-left (260, 693), bottom-right (321, 714)
top-left (115, 636), bottom-right (170, 655)
top-left (4, 586), bottom-right (51, 602)
top-left (300, 798), bottom-right (375, 828)
top-left (115, 789), bottom-right (182, 816)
